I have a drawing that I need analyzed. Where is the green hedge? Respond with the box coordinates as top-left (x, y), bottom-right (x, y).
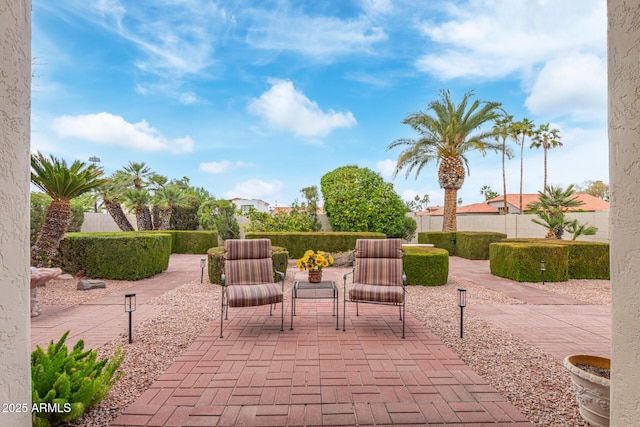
top-left (402, 245), bottom-right (449, 286)
top-left (490, 242), bottom-right (569, 282)
top-left (245, 232), bottom-right (386, 259)
top-left (145, 230), bottom-right (218, 254)
top-left (207, 245), bottom-right (289, 285)
top-left (418, 232), bottom-right (457, 255)
top-left (456, 231), bottom-right (507, 260)
top-left (502, 238), bottom-right (610, 280)
top-left (59, 232), bottom-right (171, 280)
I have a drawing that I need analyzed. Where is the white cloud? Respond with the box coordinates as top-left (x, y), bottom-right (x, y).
top-left (525, 53), bottom-right (607, 122)
top-left (223, 178), bottom-right (283, 201)
top-left (246, 11), bottom-right (387, 60)
top-left (200, 160), bottom-right (245, 174)
top-left (51, 112), bottom-right (194, 153)
top-left (248, 79), bottom-right (357, 137)
top-left (377, 159), bottom-right (397, 177)
top-left (416, 0), bottom-right (605, 80)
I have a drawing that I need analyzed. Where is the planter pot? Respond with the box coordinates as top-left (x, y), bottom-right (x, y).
top-left (308, 270), bottom-right (322, 283)
top-left (563, 354), bottom-right (610, 427)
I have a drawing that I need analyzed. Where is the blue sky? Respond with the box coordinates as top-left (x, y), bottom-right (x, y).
top-left (31, 0), bottom-right (607, 208)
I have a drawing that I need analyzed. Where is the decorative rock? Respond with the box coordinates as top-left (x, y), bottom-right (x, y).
top-left (77, 279), bottom-right (107, 291)
top-left (59, 273), bottom-right (74, 280)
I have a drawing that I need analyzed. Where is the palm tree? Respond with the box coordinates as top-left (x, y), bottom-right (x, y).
top-left (527, 184), bottom-right (584, 239)
top-left (148, 173), bottom-right (168, 230)
top-left (531, 123), bottom-right (562, 192)
top-left (492, 114), bottom-right (515, 214)
top-left (510, 118), bottom-right (536, 214)
top-left (387, 89), bottom-right (502, 231)
top-left (123, 189), bottom-right (153, 231)
top-left (97, 178), bottom-right (135, 232)
top-left (30, 152), bottom-right (107, 266)
top-left (155, 185), bottom-right (185, 230)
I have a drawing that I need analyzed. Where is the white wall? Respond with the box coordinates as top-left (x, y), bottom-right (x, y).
top-left (0, 1), bottom-right (32, 425)
top-left (407, 212), bottom-right (610, 243)
top-left (609, 1), bottom-right (640, 423)
top-left (81, 212), bottom-right (138, 232)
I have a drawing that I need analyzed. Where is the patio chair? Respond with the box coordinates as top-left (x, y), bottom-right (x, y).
top-left (219, 239), bottom-right (285, 338)
top-left (343, 238), bottom-right (407, 338)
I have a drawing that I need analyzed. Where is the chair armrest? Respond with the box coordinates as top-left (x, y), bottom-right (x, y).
top-left (221, 273), bottom-right (226, 286)
top-left (274, 269), bottom-right (285, 282)
top-left (343, 267), bottom-right (355, 281)
top-left (402, 273), bottom-right (407, 286)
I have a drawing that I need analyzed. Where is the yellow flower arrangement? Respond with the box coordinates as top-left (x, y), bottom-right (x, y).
top-left (296, 250), bottom-right (334, 271)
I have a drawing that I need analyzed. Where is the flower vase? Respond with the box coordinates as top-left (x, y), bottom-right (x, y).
top-left (308, 270), bottom-right (322, 283)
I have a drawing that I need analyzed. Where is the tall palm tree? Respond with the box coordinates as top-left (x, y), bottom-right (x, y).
top-left (30, 152), bottom-right (107, 266)
top-left (120, 162), bottom-right (153, 230)
top-left (148, 173), bottom-right (168, 230)
top-left (96, 176), bottom-right (135, 232)
top-left (510, 118), bottom-right (536, 214)
top-left (492, 114), bottom-right (515, 214)
top-left (387, 89), bottom-right (503, 231)
top-left (531, 123), bottom-right (562, 192)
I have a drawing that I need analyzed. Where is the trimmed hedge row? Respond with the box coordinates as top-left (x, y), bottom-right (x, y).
top-left (490, 239), bottom-right (610, 282)
top-left (244, 232), bottom-right (386, 259)
top-left (207, 245), bottom-right (289, 285)
top-left (402, 245), bottom-right (449, 286)
top-left (145, 230), bottom-right (218, 254)
top-left (59, 232), bottom-right (171, 280)
top-left (418, 231), bottom-right (506, 260)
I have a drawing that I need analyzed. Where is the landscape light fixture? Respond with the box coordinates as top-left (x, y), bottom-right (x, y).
top-left (200, 258), bottom-right (206, 284)
top-left (540, 260), bottom-right (546, 286)
top-left (458, 288), bottom-right (466, 338)
top-left (124, 293), bottom-right (136, 343)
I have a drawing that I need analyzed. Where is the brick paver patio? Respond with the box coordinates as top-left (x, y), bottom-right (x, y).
top-left (30, 254), bottom-right (611, 426)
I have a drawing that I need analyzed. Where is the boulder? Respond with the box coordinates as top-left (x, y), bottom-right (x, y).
top-left (77, 279), bottom-right (106, 291)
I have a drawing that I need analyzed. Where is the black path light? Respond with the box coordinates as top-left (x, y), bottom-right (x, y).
top-left (540, 260), bottom-right (546, 286)
top-left (124, 293), bottom-right (136, 343)
top-left (200, 258), bottom-right (206, 284)
top-left (458, 288), bottom-right (466, 338)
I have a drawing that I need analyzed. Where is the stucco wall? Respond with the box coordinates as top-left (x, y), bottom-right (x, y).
top-left (609, 0), bottom-right (640, 423)
top-left (0, 1), bottom-right (32, 425)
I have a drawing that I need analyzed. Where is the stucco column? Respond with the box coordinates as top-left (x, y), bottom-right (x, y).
top-left (0, 1), bottom-right (32, 426)
top-left (609, 0), bottom-right (640, 424)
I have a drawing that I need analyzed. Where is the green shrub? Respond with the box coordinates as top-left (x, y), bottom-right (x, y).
top-left (31, 331), bottom-right (124, 427)
top-left (207, 245), bottom-right (289, 285)
top-left (418, 232), bottom-right (457, 255)
top-left (59, 232), bottom-right (171, 280)
top-left (245, 232), bottom-right (386, 259)
top-left (456, 231), bottom-right (507, 260)
top-left (490, 242), bottom-right (569, 282)
top-left (146, 230), bottom-right (218, 254)
top-left (320, 165), bottom-right (408, 237)
top-left (501, 238), bottom-right (609, 279)
top-left (402, 245), bottom-right (449, 286)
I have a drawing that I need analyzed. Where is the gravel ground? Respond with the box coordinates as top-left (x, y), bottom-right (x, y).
top-left (63, 265), bottom-right (609, 427)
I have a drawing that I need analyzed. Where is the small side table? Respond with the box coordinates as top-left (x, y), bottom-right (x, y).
top-left (290, 280), bottom-right (339, 331)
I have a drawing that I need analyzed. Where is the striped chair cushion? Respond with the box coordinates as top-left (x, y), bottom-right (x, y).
top-left (225, 239), bottom-right (272, 260)
top-left (354, 258), bottom-right (403, 287)
top-left (225, 258), bottom-right (273, 285)
top-left (226, 283), bottom-right (283, 307)
top-left (355, 238), bottom-right (403, 259)
top-left (349, 283), bottom-right (403, 304)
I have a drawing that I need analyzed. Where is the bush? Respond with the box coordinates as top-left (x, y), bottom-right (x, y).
top-left (207, 245), bottom-right (289, 285)
top-left (490, 242), bottom-right (569, 282)
top-left (245, 232), bottom-right (386, 259)
top-left (59, 232), bottom-right (171, 280)
top-left (31, 331), bottom-right (124, 427)
top-left (418, 232), bottom-right (457, 255)
top-left (321, 165), bottom-right (408, 237)
top-left (456, 231), bottom-right (507, 260)
top-left (146, 230), bottom-right (218, 254)
top-left (402, 245), bottom-right (449, 286)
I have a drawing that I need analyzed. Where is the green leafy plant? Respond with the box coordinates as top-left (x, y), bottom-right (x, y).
top-left (31, 331), bottom-right (124, 427)
top-left (566, 219), bottom-right (598, 240)
top-left (244, 201), bottom-right (320, 232)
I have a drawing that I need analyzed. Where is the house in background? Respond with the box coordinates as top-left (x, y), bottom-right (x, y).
top-left (417, 193), bottom-right (610, 216)
top-left (231, 198), bottom-right (270, 213)
top-left (486, 193), bottom-right (610, 214)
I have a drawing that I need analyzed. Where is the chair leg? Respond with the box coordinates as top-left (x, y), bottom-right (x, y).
top-left (402, 303), bottom-right (405, 339)
top-left (356, 301), bottom-right (359, 316)
top-left (220, 288), bottom-right (225, 338)
top-left (399, 304), bottom-right (402, 320)
top-left (270, 303), bottom-right (273, 316)
top-left (280, 299), bottom-right (284, 332)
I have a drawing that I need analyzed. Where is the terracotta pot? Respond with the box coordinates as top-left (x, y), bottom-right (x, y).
top-left (308, 270), bottom-right (322, 283)
top-left (563, 354), bottom-right (610, 427)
